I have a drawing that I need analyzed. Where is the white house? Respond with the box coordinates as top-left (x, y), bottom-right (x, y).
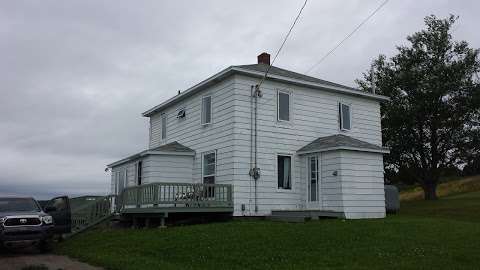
top-left (107, 53), bottom-right (390, 219)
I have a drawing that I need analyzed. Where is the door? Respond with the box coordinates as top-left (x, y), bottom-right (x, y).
top-left (44, 196), bottom-right (72, 234)
top-left (306, 155), bottom-right (321, 209)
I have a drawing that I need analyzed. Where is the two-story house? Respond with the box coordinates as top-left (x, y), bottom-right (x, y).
top-left (107, 53), bottom-right (390, 219)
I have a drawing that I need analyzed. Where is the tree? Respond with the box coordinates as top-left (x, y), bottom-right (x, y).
top-left (356, 15), bottom-right (480, 200)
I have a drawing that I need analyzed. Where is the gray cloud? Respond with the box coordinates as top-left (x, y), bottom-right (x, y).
top-left (1, 0), bottom-right (479, 200)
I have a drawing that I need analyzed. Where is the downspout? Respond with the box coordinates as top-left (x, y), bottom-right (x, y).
top-left (249, 85), bottom-right (254, 215)
top-left (249, 84), bottom-right (262, 213)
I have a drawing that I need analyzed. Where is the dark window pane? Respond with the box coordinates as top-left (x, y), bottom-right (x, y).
top-left (311, 181), bottom-right (317, 201)
top-left (278, 92), bottom-right (290, 121)
top-left (203, 152), bottom-right (215, 176)
top-left (277, 156), bottom-right (291, 189)
top-left (203, 175), bottom-right (215, 184)
top-left (137, 161), bottom-right (142, 185)
top-left (202, 96), bottom-right (212, 124)
top-left (161, 114), bottom-right (167, 139)
top-left (341, 104), bottom-right (351, 130)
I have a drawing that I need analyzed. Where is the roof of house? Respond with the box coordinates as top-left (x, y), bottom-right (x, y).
top-left (142, 64), bottom-right (389, 117)
top-left (107, 141), bottom-right (195, 168)
top-left (234, 63), bottom-right (360, 91)
top-left (149, 141), bottom-right (195, 152)
top-left (297, 134), bottom-right (390, 154)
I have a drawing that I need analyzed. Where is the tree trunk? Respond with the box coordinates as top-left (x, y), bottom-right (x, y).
top-left (423, 182), bottom-right (438, 200)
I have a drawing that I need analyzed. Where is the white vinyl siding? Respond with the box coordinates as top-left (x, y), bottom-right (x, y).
top-left (338, 151), bottom-right (385, 219)
top-left (142, 73), bottom-right (384, 218)
top-left (111, 155), bottom-right (195, 191)
top-left (231, 74), bottom-right (383, 216)
top-left (148, 77), bottom-right (235, 191)
top-left (201, 96), bottom-right (212, 125)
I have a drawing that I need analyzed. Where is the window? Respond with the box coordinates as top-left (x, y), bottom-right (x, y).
top-left (202, 96), bottom-right (212, 125)
top-left (161, 113), bottom-right (167, 140)
top-left (277, 155), bottom-right (292, 189)
top-left (277, 91), bottom-right (290, 121)
top-left (203, 152), bottom-right (215, 184)
top-left (136, 161), bottom-right (142, 186)
top-left (339, 103), bottom-right (351, 131)
top-left (203, 151), bottom-right (216, 197)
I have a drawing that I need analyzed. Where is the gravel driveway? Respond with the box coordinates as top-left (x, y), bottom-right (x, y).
top-left (0, 247), bottom-right (102, 270)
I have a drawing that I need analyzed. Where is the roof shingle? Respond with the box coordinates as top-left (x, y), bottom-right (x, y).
top-left (234, 63), bottom-right (359, 91)
top-left (297, 134), bottom-right (388, 154)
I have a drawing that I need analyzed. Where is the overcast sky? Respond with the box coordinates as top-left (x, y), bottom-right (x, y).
top-left (1, 0), bottom-right (479, 199)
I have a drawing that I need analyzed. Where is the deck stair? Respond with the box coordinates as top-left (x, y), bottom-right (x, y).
top-left (68, 195), bottom-right (115, 236)
top-left (269, 210), bottom-right (345, 222)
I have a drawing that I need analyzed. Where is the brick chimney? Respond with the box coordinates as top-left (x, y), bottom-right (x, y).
top-left (257, 52), bottom-right (270, 65)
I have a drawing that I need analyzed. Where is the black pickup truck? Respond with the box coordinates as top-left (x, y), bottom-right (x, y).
top-left (0, 196), bottom-right (71, 252)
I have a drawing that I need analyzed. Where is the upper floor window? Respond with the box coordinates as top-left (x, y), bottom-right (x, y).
top-left (277, 91), bottom-right (290, 122)
top-left (339, 103), bottom-right (351, 131)
top-left (202, 96), bottom-right (212, 125)
top-left (277, 155), bottom-right (292, 190)
top-left (161, 113), bottom-right (167, 140)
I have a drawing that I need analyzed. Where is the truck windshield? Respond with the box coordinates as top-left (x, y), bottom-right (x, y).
top-left (0, 198), bottom-right (41, 212)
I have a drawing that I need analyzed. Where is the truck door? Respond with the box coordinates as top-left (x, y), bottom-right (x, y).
top-left (44, 196), bottom-right (72, 234)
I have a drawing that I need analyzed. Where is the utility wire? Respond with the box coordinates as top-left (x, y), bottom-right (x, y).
top-left (257, 0), bottom-right (308, 89)
top-left (305, 0), bottom-right (389, 75)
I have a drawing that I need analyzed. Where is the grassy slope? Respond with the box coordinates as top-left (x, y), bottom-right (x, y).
top-left (57, 191), bottom-right (480, 270)
top-left (400, 175), bottom-right (480, 201)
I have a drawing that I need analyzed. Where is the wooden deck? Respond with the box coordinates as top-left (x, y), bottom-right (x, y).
top-left (116, 182), bottom-right (234, 215)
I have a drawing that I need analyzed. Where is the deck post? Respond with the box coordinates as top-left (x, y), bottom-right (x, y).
top-left (159, 216), bottom-right (166, 228)
top-left (153, 185), bottom-right (159, 207)
top-left (132, 217), bottom-right (139, 228)
top-left (145, 217), bottom-right (151, 228)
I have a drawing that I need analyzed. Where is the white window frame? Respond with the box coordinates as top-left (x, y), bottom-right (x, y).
top-left (276, 153), bottom-right (294, 191)
top-left (277, 90), bottom-right (292, 122)
top-left (339, 102), bottom-right (352, 131)
top-left (161, 113), bottom-right (167, 141)
top-left (201, 95), bottom-right (212, 125)
top-left (202, 150), bottom-right (216, 183)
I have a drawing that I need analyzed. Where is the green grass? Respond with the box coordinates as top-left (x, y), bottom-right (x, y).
top-left (56, 191), bottom-right (480, 270)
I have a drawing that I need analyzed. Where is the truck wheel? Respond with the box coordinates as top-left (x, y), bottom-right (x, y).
top-left (38, 240), bottom-right (53, 253)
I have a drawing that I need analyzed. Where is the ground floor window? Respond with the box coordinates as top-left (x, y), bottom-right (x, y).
top-left (278, 155), bottom-right (292, 189)
top-left (136, 161), bottom-right (142, 186)
top-left (203, 151), bottom-right (216, 197)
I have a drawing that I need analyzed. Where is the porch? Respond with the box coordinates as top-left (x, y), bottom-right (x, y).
top-left (69, 182), bottom-right (233, 234)
top-left (116, 182), bottom-right (234, 214)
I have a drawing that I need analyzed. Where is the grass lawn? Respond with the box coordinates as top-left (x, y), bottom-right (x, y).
top-left (56, 191), bottom-right (480, 270)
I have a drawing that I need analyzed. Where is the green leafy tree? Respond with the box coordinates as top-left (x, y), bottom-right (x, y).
top-left (357, 15), bottom-right (480, 200)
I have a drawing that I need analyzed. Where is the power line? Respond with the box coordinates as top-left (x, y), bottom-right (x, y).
top-left (257, 0), bottom-right (308, 89)
top-left (305, 0), bottom-right (389, 75)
